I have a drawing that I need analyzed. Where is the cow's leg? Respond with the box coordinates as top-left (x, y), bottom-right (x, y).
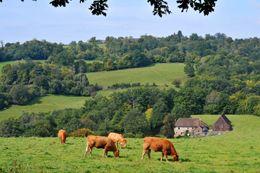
top-left (141, 149), bottom-right (151, 160)
top-left (85, 144), bottom-right (93, 157)
top-left (160, 152), bottom-right (164, 161)
top-left (103, 149), bottom-right (108, 158)
top-left (163, 150), bottom-right (169, 162)
top-left (141, 150), bottom-right (147, 160)
top-left (147, 149), bottom-right (151, 159)
top-left (84, 144), bottom-right (90, 157)
top-left (165, 154), bottom-right (169, 162)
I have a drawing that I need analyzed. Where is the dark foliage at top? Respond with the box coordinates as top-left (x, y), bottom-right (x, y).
top-left (0, 0), bottom-right (217, 17)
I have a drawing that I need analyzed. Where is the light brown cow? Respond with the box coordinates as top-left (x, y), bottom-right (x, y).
top-left (108, 132), bottom-right (127, 148)
top-left (58, 129), bottom-right (67, 144)
top-left (141, 137), bottom-right (179, 162)
top-left (85, 135), bottom-right (119, 158)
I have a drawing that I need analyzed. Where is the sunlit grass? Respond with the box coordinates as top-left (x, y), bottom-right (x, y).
top-left (0, 95), bottom-right (88, 121)
top-left (87, 63), bottom-right (186, 87)
top-left (0, 115), bottom-right (259, 173)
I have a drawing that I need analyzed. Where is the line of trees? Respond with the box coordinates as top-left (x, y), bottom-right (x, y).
top-left (1, 32), bottom-right (259, 72)
top-left (0, 61), bottom-right (101, 110)
top-left (1, 76), bottom-right (259, 137)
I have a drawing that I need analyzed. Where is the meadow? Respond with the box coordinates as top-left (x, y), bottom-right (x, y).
top-left (0, 95), bottom-right (88, 121)
top-left (0, 115), bottom-right (259, 173)
top-left (0, 62), bottom-right (185, 121)
top-left (87, 63), bottom-right (186, 87)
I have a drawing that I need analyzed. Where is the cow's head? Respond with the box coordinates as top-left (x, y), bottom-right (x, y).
top-left (173, 154), bottom-right (179, 161)
top-left (114, 149), bottom-right (120, 157)
top-left (119, 139), bottom-right (127, 148)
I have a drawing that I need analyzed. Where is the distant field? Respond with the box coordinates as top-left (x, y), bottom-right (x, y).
top-left (0, 95), bottom-right (88, 121)
top-left (87, 63), bottom-right (186, 87)
top-left (0, 115), bottom-right (259, 173)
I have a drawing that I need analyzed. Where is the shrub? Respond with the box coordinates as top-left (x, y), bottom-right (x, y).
top-left (69, 128), bottom-right (94, 137)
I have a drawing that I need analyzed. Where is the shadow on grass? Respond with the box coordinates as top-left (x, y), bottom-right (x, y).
top-left (26, 96), bottom-right (42, 105)
top-left (179, 158), bottom-right (192, 162)
top-left (156, 158), bottom-right (191, 162)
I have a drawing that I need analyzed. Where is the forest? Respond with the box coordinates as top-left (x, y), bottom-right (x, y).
top-left (0, 31), bottom-right (259, 137)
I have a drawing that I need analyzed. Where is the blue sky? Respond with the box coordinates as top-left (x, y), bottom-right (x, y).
top-left (0, 0), bottom-right (259, 43)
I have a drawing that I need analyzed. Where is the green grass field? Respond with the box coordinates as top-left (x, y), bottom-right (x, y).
top-left (87, 63), bottom-right (186, 87)
top-left (0, 95), bottom-right (88, 121)
top-left (0, 115), bottom-right (259, 173)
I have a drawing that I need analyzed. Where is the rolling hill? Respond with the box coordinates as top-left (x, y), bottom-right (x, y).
top-left (0, 95), bottom-right (88, 121)
top-left (87, 63), bottom-right (186, 87)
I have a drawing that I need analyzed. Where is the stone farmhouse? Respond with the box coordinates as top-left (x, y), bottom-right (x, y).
top-left (174, 118), bottom-right (209, 137)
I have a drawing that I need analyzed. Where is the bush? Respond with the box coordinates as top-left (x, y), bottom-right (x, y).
top-left (69, 128), bottom-right (94, 137)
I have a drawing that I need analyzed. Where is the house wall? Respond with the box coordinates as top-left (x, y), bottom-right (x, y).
top-left (174, 127), bottom-right (203, 137)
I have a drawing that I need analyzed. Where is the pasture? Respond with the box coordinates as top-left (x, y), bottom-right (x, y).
top-left (87, 63), bottom-right (186, 87)
top-left (0, 95), bottom-right (88, 121)
top-left (0, 115), bottom-right (260, 173)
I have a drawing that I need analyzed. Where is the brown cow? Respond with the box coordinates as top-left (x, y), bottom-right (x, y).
top-left (58, 129), bottom-right (67, 144)
top-left (108, 132), bottom-right (127, 148)
top-left (85, 135), bottom-right (119, 158)
top-left (141, 137), bottom-right (179, 162)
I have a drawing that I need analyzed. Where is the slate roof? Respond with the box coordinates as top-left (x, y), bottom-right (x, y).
top-left (218, 114), bottom-right (231, 124)
top-left (175, 118), bottom-right (209, 128)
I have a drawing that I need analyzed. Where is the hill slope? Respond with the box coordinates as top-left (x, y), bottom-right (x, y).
top-left (0, 115), bottom-right (259, 173)
top-left (87, 63), bottom-right (186, 87)
top-left (0, 95), bottom-right (87, 121)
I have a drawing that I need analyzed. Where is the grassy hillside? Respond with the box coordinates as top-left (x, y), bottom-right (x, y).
top-left (0, 115), bottom-right (259, 173)
top-left (87, 63), bottom-right (186, 87)
top-left (0, 95), bottom-right (87, 121)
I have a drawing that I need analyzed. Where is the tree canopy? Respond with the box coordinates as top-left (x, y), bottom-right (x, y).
top-left (0, 0), bottom-right (217, 17)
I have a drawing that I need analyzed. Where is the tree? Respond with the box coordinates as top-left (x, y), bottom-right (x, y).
top-left (160, 114), bottom-right (175, 138)
top-left (184, 63), bottom-right (195, 77)
top-left (122, 109), bottom-right (149, 136)
top-left (9, 85), bottom-right (34, 105)
top-left (172, 87), bottom-right (206, 116)
top-left (0, 93), bottom-right (8, 110)
top-left (0, 0), bottom-right (217, 17)
top-left (150, 98), bottom-right (168, 132)
top-left (204, 91), bottom-right (229, 114)
top-left (48, 49), bottom-right (75, 66)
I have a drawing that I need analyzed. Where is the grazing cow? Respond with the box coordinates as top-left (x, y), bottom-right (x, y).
top-left (85, 135), bottom-right (119, 158)
top-left (141, 137), bottom-right (179, 162)
top-left (108, 132), bottom-right (127, 148)
top-left (58, 129), bottom-right (67, 144)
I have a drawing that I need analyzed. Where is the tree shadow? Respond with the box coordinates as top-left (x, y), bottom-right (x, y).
top-left (179, 158), bottom-right (191, 162)
top-left (26, 96), bottom-right (42, 105)
top-left (156, 158), bottom-right (191, 162)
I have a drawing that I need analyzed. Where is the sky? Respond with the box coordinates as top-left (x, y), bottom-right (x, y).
top-left (0, 0), bottom-right (259, 43)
